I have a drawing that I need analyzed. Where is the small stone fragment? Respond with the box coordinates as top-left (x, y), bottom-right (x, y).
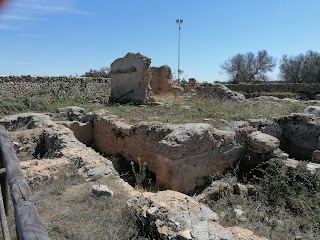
top-left (178, 229), bottom-right (192, 240)
top-left (91, 185), bottom-right (114, 197)
top-left (87, 166), bottom-right (112, 177)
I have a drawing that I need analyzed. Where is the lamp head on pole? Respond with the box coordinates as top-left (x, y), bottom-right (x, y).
top-left (176, 19), bottom-right (183, 24)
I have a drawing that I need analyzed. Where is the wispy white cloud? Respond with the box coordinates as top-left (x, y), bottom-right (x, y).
top-left (9, 61), bottom-right (33, 65)
top-left (1, 14), bottom-right (36, 21)
top-left (15, 0), bottom-right (92, 15)
top-left (0, 0), bottom-right (91, 31)
top-left (20, 33), bottom-right (48, 38)
top-left (0, 24), bottom-right (18, 30)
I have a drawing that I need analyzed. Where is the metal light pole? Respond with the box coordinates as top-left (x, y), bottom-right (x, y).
top-left (176, 19), bottom-right (183, 82)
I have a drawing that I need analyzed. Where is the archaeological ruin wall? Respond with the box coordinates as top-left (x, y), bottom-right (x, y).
top-left (149, 65), bottom-right (183, 94)
top-left (109, 53), bottom-right (152, 104)
top-left (0, 76), bottom-right (111, 102)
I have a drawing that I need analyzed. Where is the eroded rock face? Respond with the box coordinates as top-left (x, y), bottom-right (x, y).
top-left (157, 124), bottom-right (242, 193)
top-left (93, 115), bottom-right (178, 172)
top-left (61, 121), bottom-right (94, 146)
top-left (276, 113), bottom-right (320, 159)
top-left (0, 113), bottom-right (53, 131)
top-left (94, 117), bottom-right (243, 193)
top-left (110, 52), bottom-right (152, 104)
top-left (150, 65), bottom-right (183, 94)
top-left (127, 190), bottom-right (266, 240)
top-left (247, 131), bottom-right (280, 154)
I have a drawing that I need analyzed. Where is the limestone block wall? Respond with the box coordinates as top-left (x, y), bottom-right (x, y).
top-left (0, 76), bottom-right (111, 102)
top-left (93, 116), bottom-right (242, 194)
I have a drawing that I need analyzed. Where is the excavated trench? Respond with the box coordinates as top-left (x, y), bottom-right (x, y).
top-left (9, 129), bottom-right (63, 161)
top-left (4, 111), bottom-right (320, 194)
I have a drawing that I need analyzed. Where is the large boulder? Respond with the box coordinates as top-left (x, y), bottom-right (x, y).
top-left (247, 131), bottom-right (280, 154)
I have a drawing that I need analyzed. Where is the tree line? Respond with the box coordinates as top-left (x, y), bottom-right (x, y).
top-left (81, 67), bottom-right (110, 78)
top-left (221, 50), bottom-right (320, 84)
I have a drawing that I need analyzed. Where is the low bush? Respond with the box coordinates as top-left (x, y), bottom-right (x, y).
top-left (205, 159), bottom-right (320, 239)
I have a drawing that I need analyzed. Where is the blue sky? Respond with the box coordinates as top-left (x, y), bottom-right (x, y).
top-left (0, 0), bottom-right (320, 82)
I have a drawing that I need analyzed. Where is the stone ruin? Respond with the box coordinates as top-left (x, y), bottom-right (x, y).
top-left (109, 53), bottom-right (152, 104)
top-left (109, 53), bottom-right (183, 104)
top-left (149, 65), bottom-right (183, 94)
top-left (10, 106), bottom-right (314, 194)
top-left (1, 108), bottom-right (319, 239)
top-left (0, 111), bottom-right (268, 239)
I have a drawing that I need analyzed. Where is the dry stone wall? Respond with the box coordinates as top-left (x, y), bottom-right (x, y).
top-left (0, 75), bottom-right (111, 102)
top-left (225, 83), bottom-right (320, 99)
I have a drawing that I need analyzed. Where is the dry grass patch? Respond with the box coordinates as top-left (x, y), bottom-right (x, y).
top-left (30, 165), bottom-right (142, 240)
top-left (107, 94), bottom-right (307, 128)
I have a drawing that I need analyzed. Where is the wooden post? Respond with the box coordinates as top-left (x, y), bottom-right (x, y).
top-left (0, 168), bottom-right (9, 215)
top-left (0, 185), bottom-right (11, 240)
top-left (0, 125), bottom-right (49, 240)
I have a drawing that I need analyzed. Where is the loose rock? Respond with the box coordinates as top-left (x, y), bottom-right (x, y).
top-left (91, 185), bottom-right (114, 197)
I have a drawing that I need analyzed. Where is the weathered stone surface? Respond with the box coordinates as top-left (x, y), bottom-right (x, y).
top-left (276, 113), bottom-right (320, 159)
top-left (0, 113), bottom-right (53, 131)
top-left (150, 65), bottom-right (183, 94)
top-left (87, 166), bottom-right (112, 177)
top-left (251, 95), bottom-right (299, 103)
top-left (57, 106), bottom-right (91, 122)
top-left (61, 121), bottom-right (94, 146)
top-left (197, 84), bottom-right (246, 102)
top-left (110, 52), bottom-right (152, 104)
top-left (157, 123), bottom-right (242, 193)
top-left (92, 185), bottom-right (114, 197)
top-left (228, 226), bottom-right (268, 240)
top-left (304, 106), bottom-right (320, 116)
top-left (128, 190), bottom-right (265, 240)
top-left (0, 76), bottom-right (111, 103)
top-left (283, 159), bottom-right (320, 174)
top-left (94, 116), bottom-right (243, 193)
top-left (312, 150), bottom-right (320, 162)
top-left (195, 180), bottom-right (232, 202)
top-left (247, 131), bottom-right (280, 153)
top-left (93, 115), bottom-right (177, 171)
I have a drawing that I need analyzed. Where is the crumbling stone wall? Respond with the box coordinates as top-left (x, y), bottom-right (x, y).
top-left (225, 83), bottom-right (320, 99)
top-left (93, 116), bottom-right (242, 193)
top-left (0, 76), bottom-right (111, 102)
top-left (150, 65), bottom-right (183, 94)
top-left (110, 53), bottom-right (152, 104)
